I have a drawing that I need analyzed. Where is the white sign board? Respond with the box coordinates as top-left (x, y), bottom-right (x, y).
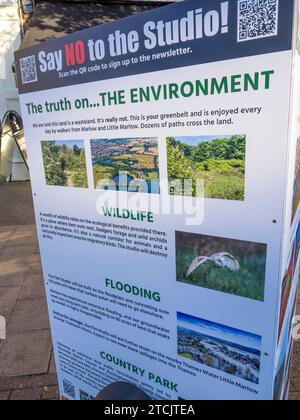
top-left (15, 0), bottom-right (300, 400)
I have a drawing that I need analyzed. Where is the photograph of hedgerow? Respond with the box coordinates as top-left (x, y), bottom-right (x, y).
top-left (176, 231), bottom-right (267, 302)
top-left (278, 245), bottom-right (295, 342)
top-left (90, 138), bottom-right (159, 194)
top-left (177, 312), bottom-right (262, 385)
top-left (41, 140), bottom-right (88, 188)
top-left (167, 135), bottom-right (246, 200)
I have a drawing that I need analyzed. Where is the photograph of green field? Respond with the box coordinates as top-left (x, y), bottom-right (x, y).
top-left (91, 138), bottom-right (160, 193)
top-left (176, 231), bottom-right (267, 301)
top-left (167, 135), bottom-right (246, 200)
top-left (41, 140), bottom-right (88, 188)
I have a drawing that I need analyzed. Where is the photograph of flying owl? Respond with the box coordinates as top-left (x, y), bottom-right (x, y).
top-left (176, 231), bottom-right (267, 302)
top-left (187, 253), bottom-right (240, 277)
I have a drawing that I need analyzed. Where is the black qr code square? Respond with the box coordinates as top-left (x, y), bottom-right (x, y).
top-left (19, 55), bottom-right (38, 84)
top-left (238, 0), bottom-right (279, 42)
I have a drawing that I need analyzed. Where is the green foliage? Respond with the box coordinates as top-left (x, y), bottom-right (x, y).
top-left (41, 141), bottom-right (66, 186)
top-left (196, 159), bottom-right (245, 174)
top-left (176, 250), bottom-right (265, 301)
top-left (167, 137), bottom-right (193, 180)
top-left (167, 136), bottom-right (246, 200)
top-left (191, 136), bottom-right (246, 163)
top-left (73, 144), bottom-right (81, 156)
top-left (42, 141), bottom-right (88, 188)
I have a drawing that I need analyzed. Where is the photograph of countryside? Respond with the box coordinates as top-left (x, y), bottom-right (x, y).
top-left (41, 140), bottom-right (88, 188)
top-left (91, 138), bottom-right (159, 193)
top-left (167, 135), bottom-right (246, 200)
top-left (177, 312), bottom-right (262, 385)
top-left (176, 231), bottom-right (267, 302)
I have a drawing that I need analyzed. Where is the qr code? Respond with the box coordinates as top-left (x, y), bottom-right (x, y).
top-left (63, 380), bottom-right (76, 399)
top-left (19, 55), bottom-right (38, 84)
top-left (238, 0), bottom-right (279, 42)
top-left (80, 389), bottom-right (95, 400)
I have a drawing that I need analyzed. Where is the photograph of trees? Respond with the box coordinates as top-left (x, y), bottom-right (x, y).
top-left (176, 231), bottom-right (267, 302)
top-left (292, 137), bottom-right (300, 224)
top-left (41, 140), bottom-right (88, 188)
top-left (167, 135), bottom-right (246, 200)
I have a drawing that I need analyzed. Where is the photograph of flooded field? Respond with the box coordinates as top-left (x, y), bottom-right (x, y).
top-left (177, 312), bottom-right (262, 384)
top-left (90, 137), bottom-right (160, 193)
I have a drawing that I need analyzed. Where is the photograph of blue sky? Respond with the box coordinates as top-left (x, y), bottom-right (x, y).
top-left (177, 312), bottom-right (262, 351)
top-left (53, 140), bottom-right (85, 149)
top-left (173, 135), bottom-right (234, 146)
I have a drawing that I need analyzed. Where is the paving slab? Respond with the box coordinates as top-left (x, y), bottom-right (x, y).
top-left (6, 225), bottom-right (36, 239)
top-left (0, 245), bottom-right (37, 264)
top-left (28, 259), bottom-right (43, 275)
top-left (0, 260), bottom-right (31, 287)
top-left (49, 352), bottom-right (57, 375)
top-left (0, 227), bottom-right (16, 250)
top-left (0, 330), bottom-right (52, 377)
top-left (0, 391), bottom-right (10, 400)
top-left (42, 385), bottom-right (59, 400)
top-left (289, 392), bottom-right (299, 400)
top-left (19, 274), bottom-right (46, 300)
top-left (290, 378), bottom-right (300, 391)
top-left (0, 226), bottom-right (16, 236)
top-left (0, 182), bottom-right (35, 226)
top-left (0, 286), bottom-right (21, 317)
top-left (0, 373), bottom-right (58, 392)
top-left (8, 298), bottom-right (50, 333)
top-left (10, 387), bottom-right (42, 401)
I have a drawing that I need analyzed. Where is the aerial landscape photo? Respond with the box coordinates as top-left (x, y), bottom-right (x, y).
top-left (176, 231), bottom-right (267, 302)
top-left (90, 138), bottom-right (160, 193)
top-left (177, 312), bottom-right (262, 385)
top-left (167, 135), bottom-right (246, 200)
top-left (41, 140), bottom-right (88, 188)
